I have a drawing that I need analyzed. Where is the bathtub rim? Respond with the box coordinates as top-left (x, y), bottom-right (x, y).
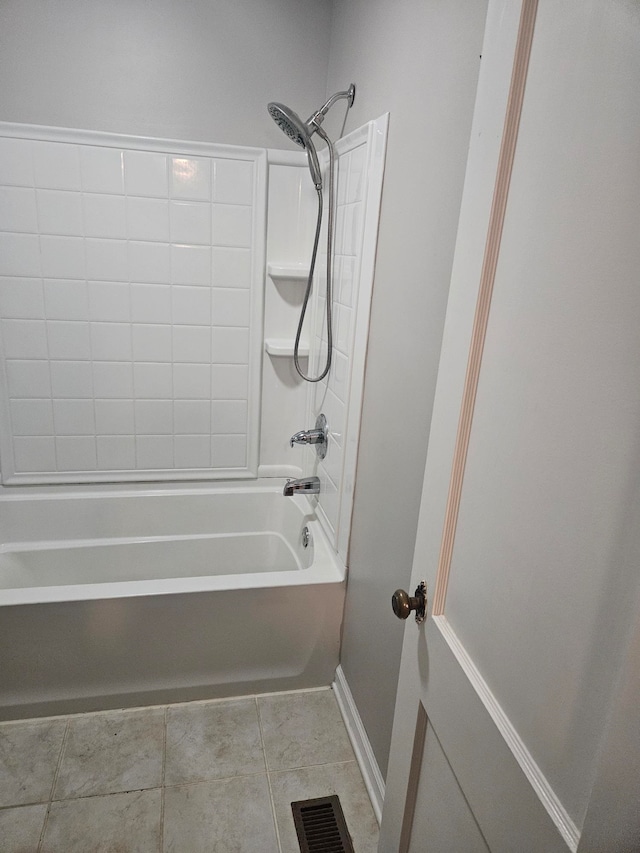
top-left (0, 477), bottom-right (298, 503)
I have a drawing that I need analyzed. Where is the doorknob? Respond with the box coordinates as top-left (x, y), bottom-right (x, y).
top-left (392, 581), bottom-right (427, 624)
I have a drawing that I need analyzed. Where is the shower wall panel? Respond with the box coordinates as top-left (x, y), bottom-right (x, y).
top-left (305, 117), bottom-right (388, 563)
top-left (0, 125), bottom-right (266, 484)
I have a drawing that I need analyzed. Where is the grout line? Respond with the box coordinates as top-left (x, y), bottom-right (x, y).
top-left (159, 705), bottom-right (167, 853)
top-left (254, 696), bottom-right (269, 775)
top-left (256, 696), bottom-right (283, 853)
top-left (163, 768), bottom-right (271, 791)
top-left (85, 268), bottom-right (98, 470)
top-left (0, 799), bottom-right (50, 811)
top-left (50, 785), bottom-right (163, 804)
top-left (47, 719), bottom-right (70, 803)
top-left (37, 718), bottom-right (70, 852)
top-left (267, 758), bottom-right (358, 777)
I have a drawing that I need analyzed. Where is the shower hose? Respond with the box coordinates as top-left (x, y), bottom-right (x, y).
top-left (294, 126), bottom-right (336, 383)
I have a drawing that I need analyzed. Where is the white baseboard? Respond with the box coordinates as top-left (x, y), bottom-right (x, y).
top-left (332, 665), bottom-right (385, 825)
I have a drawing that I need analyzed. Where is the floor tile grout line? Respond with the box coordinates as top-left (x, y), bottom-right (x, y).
top-left (159, 705), bottom-right (167, 853)
top-left (0, 800), bottom-right (49, 811)
top-left (51, 785), bottom-right (164, 804)
top-left (37, 718), bottom-right (70, 852)
top-left (164, 769), bottom-right (273, 791)
top-left (254, 695), bottom-right (270, 773)
top-left (37, 769), bottom-right (283, 808)
top-left (255, 696), bottom-right (283, 853)
top-left (269, 758), bottom-right (359, 776)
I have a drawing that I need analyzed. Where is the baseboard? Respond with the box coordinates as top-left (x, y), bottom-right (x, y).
top-left (332, 665), bottom-right (385, 824)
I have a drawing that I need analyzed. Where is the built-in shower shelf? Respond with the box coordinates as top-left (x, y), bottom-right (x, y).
top-left (267, 263), bottom-right (309, 282)
top-left (264, 338), bottom-right (309, 358)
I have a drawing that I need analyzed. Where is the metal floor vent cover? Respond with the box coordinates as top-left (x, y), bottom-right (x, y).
top-left (291, 795), bottom-right (355, 853)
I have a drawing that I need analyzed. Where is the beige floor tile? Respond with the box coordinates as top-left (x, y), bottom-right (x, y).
top-left (165, 698), bottom-right (264, 785)
top-left (163, 774), bottom-right (279, 853)
top-left (53, 708), bottom-right (164, 799)
top-left (41, 789), bottom-right (161, 853)
top-left (258, 689), bottom-right (354, 771)
top-left (0, 803), bottom-right (48, 852)
top-left (270, 761), bottom-right (379, 853)
top-left (0, 718), bottom-right (67, 807)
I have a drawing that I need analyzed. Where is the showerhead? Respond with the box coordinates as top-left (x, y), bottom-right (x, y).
top-left (267, 102), bottom-right (309, 149)
top-left (268, 85), bottom-right (356, 190)
top-left (267, 102), bottom-right (322, 189)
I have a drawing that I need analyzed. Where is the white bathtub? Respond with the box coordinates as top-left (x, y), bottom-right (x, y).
top-left (0, 482), bottom-right (345, 720)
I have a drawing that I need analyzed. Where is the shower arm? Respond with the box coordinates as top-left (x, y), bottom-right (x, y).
top-left (306, 85), bottom-right (356, 133)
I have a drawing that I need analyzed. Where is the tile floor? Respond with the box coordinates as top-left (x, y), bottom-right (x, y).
top-left (0, 687), bottom-right (379, 852)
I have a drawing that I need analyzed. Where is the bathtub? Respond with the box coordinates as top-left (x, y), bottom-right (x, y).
top-left (0, 481), bottom-right (345, 720)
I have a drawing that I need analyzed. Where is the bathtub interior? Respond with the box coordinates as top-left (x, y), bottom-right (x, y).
top-left (0, 483), bottom-right (309, 545)
top-left (0, 483), bottom-right (343, 603)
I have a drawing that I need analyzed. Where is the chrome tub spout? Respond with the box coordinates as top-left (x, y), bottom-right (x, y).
top-left (283, 476), bottom-right (320, 497)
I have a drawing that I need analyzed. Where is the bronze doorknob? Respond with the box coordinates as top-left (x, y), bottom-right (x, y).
top-left (392, 581), bottom-right (427, 624)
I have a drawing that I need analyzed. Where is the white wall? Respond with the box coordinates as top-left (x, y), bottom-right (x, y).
top-left (326, 0), bottom-right (488, 778)
top-left (0, 0), bottom-right (332, 148)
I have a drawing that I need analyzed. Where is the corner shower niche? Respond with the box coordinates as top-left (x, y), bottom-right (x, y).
top-left (0, 117), bottom-right (388, 561)
top-left (264, 264), bottom-right (310, 358)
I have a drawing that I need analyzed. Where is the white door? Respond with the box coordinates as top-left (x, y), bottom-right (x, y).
top-left (379, 1), bottom-right (640, 851)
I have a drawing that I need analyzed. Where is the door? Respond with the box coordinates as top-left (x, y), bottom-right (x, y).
top-left (379, 1), bottom-right (640, 851)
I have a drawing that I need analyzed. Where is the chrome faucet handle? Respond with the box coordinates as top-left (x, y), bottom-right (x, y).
top-left (289, 414), bottom-right (328, 459)
top-left (290, 429), bottom-right (324, 447)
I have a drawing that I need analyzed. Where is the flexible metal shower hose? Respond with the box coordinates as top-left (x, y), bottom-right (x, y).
top-left (293, 127), bottom-right (336, 383)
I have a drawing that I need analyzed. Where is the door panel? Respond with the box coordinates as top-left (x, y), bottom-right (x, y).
top-left (380, 0), bottom-right (640, 850)
top-left (445, 0), bottom-right (640, 827)
top-left (407, 714), bottom-right (489, 853)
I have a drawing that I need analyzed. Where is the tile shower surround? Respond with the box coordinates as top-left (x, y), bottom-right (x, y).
top-left (309, 140), bottom-right (366, 537)
top-left (298, 115), bottom-right (389, 562)
top-left (0, 688), bottom-right (379, 852)
top-left (0, 130), bottom-right (265, 482)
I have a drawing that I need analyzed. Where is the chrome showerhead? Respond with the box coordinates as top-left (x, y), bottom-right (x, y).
top-left (267, 102), bottom-right (308, 149)
top-left (267, 84), bottom-right (356, 190)
top-left (267, 101), bottom-right (322, 188)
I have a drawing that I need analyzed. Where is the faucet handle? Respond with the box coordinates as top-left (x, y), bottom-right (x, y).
top-left (290, 431), bottom-right (312, 448)
top-left (288, 414), bottom-right (328, 459)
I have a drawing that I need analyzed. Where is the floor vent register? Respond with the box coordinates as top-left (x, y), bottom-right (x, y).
top-left (291, 795), bottom-right (355, 853)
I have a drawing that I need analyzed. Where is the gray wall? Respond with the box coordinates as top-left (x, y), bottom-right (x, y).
top-left (327, 0), bottom-right (488, 778)
top-left (0, 0), bottom-right (332, 147)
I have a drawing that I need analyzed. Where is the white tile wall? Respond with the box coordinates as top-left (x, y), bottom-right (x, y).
top-left (0, 128), bottom-right (265, 483)
top-left (298, 117), bottom-right (389, 564)
top-left (305, 141), bottom-right (367, 535)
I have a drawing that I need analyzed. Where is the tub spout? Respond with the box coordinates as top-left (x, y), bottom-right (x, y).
top-left (283, 476), bottom-right (320, 497)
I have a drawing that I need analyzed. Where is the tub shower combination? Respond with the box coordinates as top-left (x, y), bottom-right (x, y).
top-left (0, 483), bottom-right (343, 719)
top-left (0, 93), bottom-right (387, 720)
